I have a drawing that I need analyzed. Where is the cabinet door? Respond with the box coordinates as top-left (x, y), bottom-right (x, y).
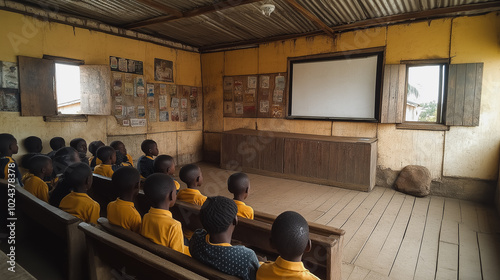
top-left (284, 139), bottom-right (330, 179)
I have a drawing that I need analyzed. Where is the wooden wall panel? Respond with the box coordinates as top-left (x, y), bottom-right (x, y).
top-left (380, 64), bottom-right (405, 123)
top-left (259, 137), bottom-right (284, 173)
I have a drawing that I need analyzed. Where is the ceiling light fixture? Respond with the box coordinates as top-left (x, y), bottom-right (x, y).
top-left (260, 3), bottom-right (275, 17)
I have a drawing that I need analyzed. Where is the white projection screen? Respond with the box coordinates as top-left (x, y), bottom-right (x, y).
top-left (288, 52), bottom-right (383, 121)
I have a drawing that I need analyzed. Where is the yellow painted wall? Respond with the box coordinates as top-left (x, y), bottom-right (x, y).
top-left (202, 12), bottom-right (500, 184)
top-left (0, 10), bottom-right (202, 164)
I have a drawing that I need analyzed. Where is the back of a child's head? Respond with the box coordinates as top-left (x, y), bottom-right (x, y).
top-left (70, 138), bottom-right (87, 153)
top-left (0, 133), bottom-right (17, 156)
top-left (112, 166), bottom-right (140, 196)
top-left (28, 155), bottom-right (52, 175)
top-left (24, 136), bottom-right (42, 153)
top-left (271, 211), bottom-right (310, 259)
top-left (143, 173), bottom-right (175, 207)
top-left (63, 162), bottom-right (92, 190)
top-left (141, 139), bottom-right (157, 155)
top-left (109, 140), bottom-right (123, 151)
top-left (200, 196), bottom-right (237, 235)
top-left (88, 140), bottom-right (105, 156)
top-left (227, 172), bottom-right (249, 195)
top-left (53, 147), bottom-right (80, 175)
top-left (153, 155), bottom-right (174, 173)
top-left (50, 137), bottom-right (65, 151)
top-left (96, 146), bottom-right (115, 162)
top-left (179, 164), bottom-right (200, 185)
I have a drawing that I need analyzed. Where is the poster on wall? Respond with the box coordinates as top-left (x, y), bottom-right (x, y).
top-left (159, 111), bottom-right (169, 122)
top-left (0, 61), bottom-right (19, 89)
top-left (154, 58), bottom-right (173, 82)
top-left (110, 56), bottom-right (144, 75)
top-left (0, 88), bottom-right (20, 112)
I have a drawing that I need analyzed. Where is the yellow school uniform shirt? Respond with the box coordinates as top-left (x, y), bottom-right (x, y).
top-left (126, 154), bottom-right (134, 167)
top-left (107, 198), bottom-right (142, 233)
top-left (22, 174), bottom-right (49, 203)
top-left (93, 164), bottom-right (114, 178)
top-left (257, 256), bottom-right (320, 280)
top-left (234, 199), bottom-right (254, 220)
top-left (173, 179), bottom-right (180, 191)
top-left (176, 188), bottom-right (207, 206)
top-left (88, 156), bottom-right (102, 166)
top-left (140, 207), bottom-right (190, 256)
top-left (59, 192), bottom-right (100, 224)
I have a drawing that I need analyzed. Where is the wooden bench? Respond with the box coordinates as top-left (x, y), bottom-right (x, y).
top-left (88, 174), bottom-right (115, 217)
top-left (15, 185), bottom-right (87, 280)
top-left (78, 222), bottom-right (207, 280)
top-left (97, 217), bottom-right (240, 280)
top-left (171, 200), bottom-right (345, 280)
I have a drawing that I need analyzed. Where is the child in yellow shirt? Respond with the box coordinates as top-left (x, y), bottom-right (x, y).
top-left (0, 133), bottom-right (22, 185)
top-left (110, 140), bottom-right (134, 167)
top-left (59, 162), bottom-right (100, 224)
top-left (256, 211), bottom-right (320, 280)
top-left (93, 146), bottom-right (117, 178)
top-left (22, 155), bottom-right (53, 203)
top-left (228, 172), bottom-right (254, 219)
top-left (153, 155), bottom-right (180, 191)
top-left (177, 164), bottom-right (206, 206)
top-left (140, 173), bottom-right (190, 256)
top-left (88, 140), bottom-right (104, 169)
top-left (107, 166), bottom-right (142, 233)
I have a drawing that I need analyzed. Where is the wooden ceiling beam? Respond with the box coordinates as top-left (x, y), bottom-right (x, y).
top-left (284, 0), bottom-right (335, 38)
top-left (134, 0), bottom-right (183, 17)
top-left (125, 0), bottom-right (262, 29)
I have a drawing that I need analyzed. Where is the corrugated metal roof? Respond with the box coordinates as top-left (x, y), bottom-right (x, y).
top-left (12, 0), bottom-right (500, 50)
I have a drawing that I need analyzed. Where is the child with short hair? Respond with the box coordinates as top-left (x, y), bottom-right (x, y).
top-left (59, 162), bottom-right (100, 224)
top-left (137, 139), bottom-right (159, 178)
top-left (47, 137), bottom-right (65, 159)
top-left (110, 140), bottom-right (134, 167)
top-left (49, 147), bottom-right (82, 207)
top-left (107, 166), bottom-right (142, 233)
top-left (228, 172), bottom-right (254, 220)
top-left (22, 155), bottom-right (53, 202)
top-left (93, 146), bottom-right (117, 178)
top-left (177, 164), bottom-right (206, 206)
top-left (0, 133), bottom-right (22, 185)
top-left (88, 140), bottom-right (105, 168)
top-left (153, 155), bottom-right (180, 191)
top-left (140, 173), bottom-right (190, 255)
top-left (256, 211), bottom-right (320, 280)
top-left (70, 138), bottom-right (88, 165)
top-left (189, 196), bottom-right (260, 280)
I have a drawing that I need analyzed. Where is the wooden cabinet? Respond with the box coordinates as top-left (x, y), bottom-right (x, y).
top-left (221, 129), bottom-right (377, 191)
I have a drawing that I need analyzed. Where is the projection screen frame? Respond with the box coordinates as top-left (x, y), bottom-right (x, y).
top-left (286, 48), bottom-right (385, 122)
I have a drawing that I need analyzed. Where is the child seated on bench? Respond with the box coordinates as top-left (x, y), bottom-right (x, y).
top-left (93, 146), bottom-right (117, 178)
top-left (70, 138), bottom-right (88, 165)
top-left (0, 133), bottom-right (22, 185)
top-left (228, 172), bottom-right (254, 220)
top-left (49, 147), bottom-right (81, 207)
top-left (137, 139), bottom-right (159, 178)
top-left (22, 155), bottom-right (52, 202)
top-left (47, 136), bottom-right (65, 159)
top-left (107, 166), bottom-right (142, 233)
top-left (140, 173), bottom-right (190, 256)
top-left (256, 211), bottom-right (320, 280)
top-left (153, 155), bottom-right (180, 191)
top-left (20, 136), bottom-right (43, 172)
top-left (189, 196), bottom-right (260, 280)
top-left (177, 164), bottom-right (206, 206)
top-left (110, 140), bottom-right (134, 167)
top-left (59, 162), bottom-right (100, 224)
top-left (88, 140), bottom-right (105, 169)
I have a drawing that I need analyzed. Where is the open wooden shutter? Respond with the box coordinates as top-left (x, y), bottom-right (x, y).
top-left (380, 64), bottom-right (406, 123)
top-left (80, 65), bottom-right (111, 115)
top-left (18, 56), bottom-right (57, 116)
top-left (445, 63), bottom-right (483, 126)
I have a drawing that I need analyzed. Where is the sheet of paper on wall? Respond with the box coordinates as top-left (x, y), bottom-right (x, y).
top-left (130, 118), bottom-right (146, 127)
top-left (110, 56), bottom-right (118, 70)
top-left (159, 95), bottom-right (168, 110)
top-left (180, 109), bottom-right (188, 122)
top-left (235, 102), bottom-right (243, 115)
top-left (154, 58), bottom-right (173, 82)
top-left (122, 119), bottom-right (130, 126)
top-left (171, 97), bottom-right (179, 108)
top-left (260, 76), bottom-right (270, 89)
top-left (124, 82), bottom-right (133, 96)
top-left (271, 105), bottom-right (283, 118)
top-left (134, 76), bottom-right (145, 97)
top-left (0, 88), bottom-right (20, 112)
top-left (115, 105), bottom-right (123, 116)
top-left (171, 108), bottom-right (179, 121)
top-left (275, 76), bottom-right (285, 90)
top-left (223, 90), bottom-right (233, 101)
top-left (159, 84), bottom-right (167, 95)
top-left (127, 106), bottom-right (135, 117)
top-left (149, 109), bottom-right (156, 122)
top-left (191, 108), bottom-right (198, 121)
top-left (159, 110), bottom-right (169, 122)
top-left (134, 61), bottom-right (144, 75)
top-left (147, 83), bottom-right (155, 97)
top-left (113, 72), bottom-right (122, 96)
top-left (180, 98), bottom-right (188, 109)
top-left (248, 76), bottom-right (257, 89)
top-left (260, 100), bottom-right (269, 113)
top-left (167, 84), bottom-right (176, 96)
top-left (190, 98), bottom-right (197, 109)
top-left (128, 60), bottom-right (136, 73)
top-left (118, 58), bottom-right (127, 72)
top-left (1, 62), bottom-right (19, 89)
top-left (234, 80), bottom-right (243, 92)
top-left (223, 77), bottom-right (233, 91)
top-left (147, 96), bottom-right (155, 108)
top-left (224, 102), bottom-right (233, 114)
top-left (273, 89), bottom-right (283, 103)
top-left (115, 96), bottom-right (123, 103)
top-left (190, 87), bottom-right (198, 99)
top-left (137, 105), bottom-right (145, 118)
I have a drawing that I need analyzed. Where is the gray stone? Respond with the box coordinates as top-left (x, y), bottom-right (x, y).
top-left (394, 165), bottom-right (431, 197)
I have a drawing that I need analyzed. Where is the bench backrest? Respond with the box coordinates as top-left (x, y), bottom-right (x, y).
top-left (171, 200), bottom-right (345, 280)
top-left (97, 217), bottom-right (240, 280)
top-left (88, 174), bottom-right (115, 217)
top-left (78, 222), bottom-right (207, 280)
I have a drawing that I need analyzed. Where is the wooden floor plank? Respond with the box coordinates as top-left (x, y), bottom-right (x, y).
top-left (328, 191), bottom-right (370, 228)
top-left (315, 191), bottom-right (358, 225)
top-left (414, 196), bottom-right (444, 280)
top-left (476, 205), bottom-right (491, 233)
top-left (343, 189), bottom-right (395, 263)
top-left (342, 263), bottom-right (355, 280)
top-left (460, 200), bottom-right (479, 232)
top-left (435, 241), bottom-right (458, 280)
top-left (478, 232), bottom-right (500, 280)
top-left (347, 265), bottom-right (370, 280)
top-left (389, 197), bottom-right (430, 279)
top-left (440, 198), bottom-right (461, 245)
top-left (316, 188), bottom-right (352, 213)
top-left (486, 207), bottom-right (500, 234)
top-left (364, 270), bottom-right (391, 280)
top-left (354, 192), bottom-right (405, 270)
top-left (458, 223), bottom-right (482, 280)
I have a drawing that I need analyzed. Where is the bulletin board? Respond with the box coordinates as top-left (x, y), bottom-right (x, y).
top-left (223, 73), bottom-right (287, 118)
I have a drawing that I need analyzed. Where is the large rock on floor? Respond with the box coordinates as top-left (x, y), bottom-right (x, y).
top-left (394, 165), bottom-right (431, 197)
